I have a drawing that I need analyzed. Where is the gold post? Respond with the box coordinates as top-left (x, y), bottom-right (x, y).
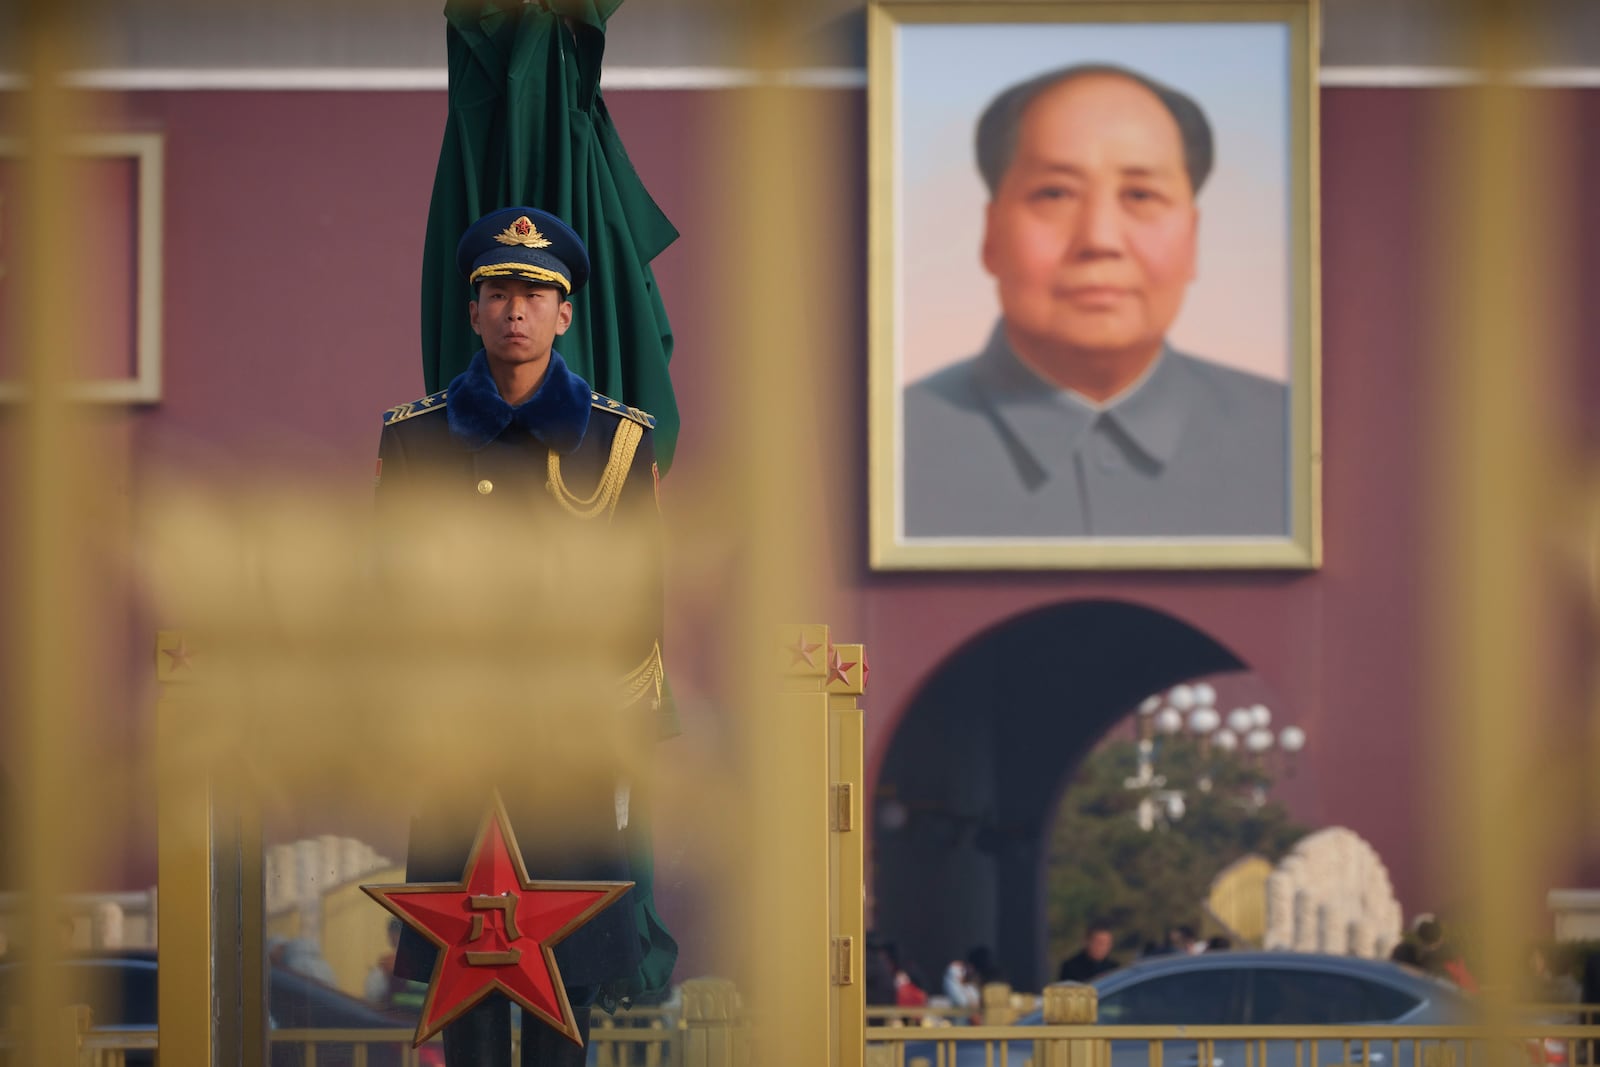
top-left (829, 643), bottom-right (869, 1067)
top-left (981, 983), bottom-right (1016, 1027)
top-left (1039, 983), bottom-right (1099, 1067)
top-left (759, 625), bottom-right (843, 1066)
top-left (155, 631), bottom-right (215, 1064)
top-left (8, 2), bottom-right (92, 1063)
top-left (153, 626), bottom-right (266, 1067)
top-left (1431, 0), bottom-right (1566, 1035)
top-left (58, 1004), bottom-right (91, 1063)
top-left (715, 0), bottom-right (849, 1059)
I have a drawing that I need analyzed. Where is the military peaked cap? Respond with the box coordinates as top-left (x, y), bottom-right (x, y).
top-left (456, 206), bottom-right (590, 295)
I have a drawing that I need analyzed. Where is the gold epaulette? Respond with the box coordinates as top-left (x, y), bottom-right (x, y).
top-left (382, 390), bottom-right (448, 426)
top-left (590, 391), bottom-right (656, 430)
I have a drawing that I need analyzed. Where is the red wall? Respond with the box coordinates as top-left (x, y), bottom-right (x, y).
top-left (48, 85), bottom-right (1600, 913)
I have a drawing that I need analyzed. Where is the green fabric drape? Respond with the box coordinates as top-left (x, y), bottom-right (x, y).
top-left (421, 0), bottom-right (680, 472)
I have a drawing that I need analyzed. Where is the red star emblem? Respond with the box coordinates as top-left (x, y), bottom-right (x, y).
top-left (162, 637), bottom-right (194, 672)
top-left (825, 645), bottom-right (858, 686)
top-left (785, 631), bottom-right (822, 667)
top-left (363, 795), bottom-right (633, 1047)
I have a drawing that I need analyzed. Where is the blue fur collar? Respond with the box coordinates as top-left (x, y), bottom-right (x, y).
top-left (446, 349), bottom-right (591, 454)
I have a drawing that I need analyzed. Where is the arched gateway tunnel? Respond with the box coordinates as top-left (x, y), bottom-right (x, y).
top-left (871, 599), bottom-right (1260, 990)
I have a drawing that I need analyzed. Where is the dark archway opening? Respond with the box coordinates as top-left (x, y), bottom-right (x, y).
top-left (872, 598), bottom-right (1247, 992)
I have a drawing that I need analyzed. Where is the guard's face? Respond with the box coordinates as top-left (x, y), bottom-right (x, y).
top-left (470, 277), bottom-right (572, 366)
top-left (982, 74), bottom-right (1198, 367)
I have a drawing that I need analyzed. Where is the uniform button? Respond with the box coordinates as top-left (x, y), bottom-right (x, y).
top-left (476, 479), bottom-right (494, 495)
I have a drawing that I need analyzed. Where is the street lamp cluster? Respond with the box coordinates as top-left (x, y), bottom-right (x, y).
top-left (1138, 685), bottom-right (1306, 759)
top-left (1125, 683), bottom-right (1308, 831)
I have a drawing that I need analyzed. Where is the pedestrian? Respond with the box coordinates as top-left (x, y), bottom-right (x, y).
top-left (1058, 922), bottom-right (1119, 983)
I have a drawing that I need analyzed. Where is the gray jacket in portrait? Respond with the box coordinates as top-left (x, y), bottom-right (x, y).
top-left (902, 323), bottom-right (1289, 539)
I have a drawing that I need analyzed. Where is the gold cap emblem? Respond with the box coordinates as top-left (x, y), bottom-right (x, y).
top-left (493, 215), bottom-right (552, 249)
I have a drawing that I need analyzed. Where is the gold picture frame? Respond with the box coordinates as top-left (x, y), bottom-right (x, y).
top-left (0, 132), bottom-right (165, 403)
top-left (868, 0), bottom-right (1320, 569)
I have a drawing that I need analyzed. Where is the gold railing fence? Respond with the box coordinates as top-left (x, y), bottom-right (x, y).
top-left (52, 1022), bottom-right (675, 1067)
top-left (12, 1002), bottom-right (1599, 1067)
top-left (867, 985), bottom-right (1045, 1029)
top-left (1523, 1006), bottom-right (1600, 1026)
top-left (76, 1031), bottom-right (159, 1067)
top-left (865, 1000), bottom-right (1600, 1030)
top-left (264, 1018), bottom-right (690, 1067)
top-left (590, 1005), bottom-right (680, 1067)
top-left (868, 1006), bottom-right (993, 1027)
top-left (109, 1020), bottom-right (1600, 1067)
top-left (268, 1028), bottom-right (437, 1067)
top-left (864, 1023), bottom-right (1600, 1067)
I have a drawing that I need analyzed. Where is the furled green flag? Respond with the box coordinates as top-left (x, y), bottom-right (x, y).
top-left (421, 0), bottom-right (680, 471)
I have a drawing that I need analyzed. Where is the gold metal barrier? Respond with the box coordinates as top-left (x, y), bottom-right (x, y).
top-left (144, 613), bottom-right (1598, 1067)
top-left (591, 1005), bottom-right (679, 1067)
top-left (0, 1009), bottom-right (156, 1067)
top-left (146, 625), bottom-right (867, 1066)
top-left (864, 1024), bottom-right (1600, 1067)
top-left (66, 1015), bottom-right (1579, 1067)
top-left (759, 624), bottom-right (868, 1067)
top-left (58, 994), bottom-right (1598, 1067)
top-left (864, 986), bottom-right (1600, 1067)
top-left (154, 630), bottom-right (213, 1065)
top-left (682, 977), bottom-right (747, 1067)
top-left (1038, 983), bottom-right (1099, 1067)
top-left (154, 630), bottom-right (268, 1067)
top-left (866, 983), bottom-right (1044, 1029)
top-left (79, 1030), bottom-right (165, 1067)
top-left (867, 1006), bottom-right (987, 1026)
top-left (267, 1020), bottom-right (685, 1067)
top-left (269, 1028), bottom-right (432, 1066)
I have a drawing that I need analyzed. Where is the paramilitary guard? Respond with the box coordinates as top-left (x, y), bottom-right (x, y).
top-left (375, 206), bottom-right (677, 1066)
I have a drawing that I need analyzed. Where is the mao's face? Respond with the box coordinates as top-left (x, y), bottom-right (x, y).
top-left (982, 74), bottom-right (1198, 364)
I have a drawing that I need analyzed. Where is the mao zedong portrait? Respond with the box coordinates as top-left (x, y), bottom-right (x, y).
top-left (902, 64), bottom-right (1288, 540)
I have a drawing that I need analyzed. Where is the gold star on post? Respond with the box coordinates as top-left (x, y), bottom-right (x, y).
top-left (156, 631), bottom-right (195, 682)
top-left (825, 643), bottom-right (868, 696)
top-left (784, 630), bottom-right (822, 668)
top-left (825, 646), bottom-right (857, 686)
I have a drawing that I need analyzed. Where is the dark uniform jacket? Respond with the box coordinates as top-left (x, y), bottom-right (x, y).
top-left (375, 348), bottom-right (676, 997)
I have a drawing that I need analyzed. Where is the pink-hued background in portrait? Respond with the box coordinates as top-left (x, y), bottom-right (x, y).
top-left (896, 21), bottom-right (1291, 386)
